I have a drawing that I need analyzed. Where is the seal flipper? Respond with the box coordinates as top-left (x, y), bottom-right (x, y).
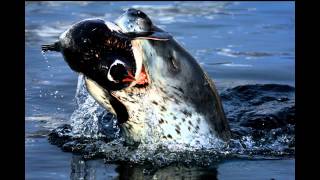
top-left (41, 41), bottom-right (61, 52)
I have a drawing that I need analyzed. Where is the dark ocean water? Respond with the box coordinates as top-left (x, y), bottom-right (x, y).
top-left (25, 2), bottom-right (295, 179)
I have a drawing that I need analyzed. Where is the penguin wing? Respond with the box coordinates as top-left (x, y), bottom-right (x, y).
top-left (84, 77), bottom-right (116, 115)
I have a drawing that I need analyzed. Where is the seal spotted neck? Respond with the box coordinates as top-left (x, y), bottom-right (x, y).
top-left (42, 8), bottom-right (230, 146)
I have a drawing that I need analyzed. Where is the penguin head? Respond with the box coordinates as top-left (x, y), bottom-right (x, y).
top-left (42, 19), bottom-right (137, 91)
top-left (86, 53), bottom-right (137, 91)
top-left (107, 59), bottom-right (135, 84)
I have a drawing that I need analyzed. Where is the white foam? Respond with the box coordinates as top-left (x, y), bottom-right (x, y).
top-left (158, 16), bottom-right (175, 24)
top-left (25, 116), bottom-right (54, 121)
top-left (216, 48), bottom-right (238, 58)
top-left (131, 4), bottom-right (175, 10)
top-left (223, 63), bottom-right (252, 67)
top-left (33, 26), bottom-right (64, 37)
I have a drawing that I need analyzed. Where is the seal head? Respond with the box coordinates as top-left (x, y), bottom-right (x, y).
top-left (42, 9), bottom-right (231, 146)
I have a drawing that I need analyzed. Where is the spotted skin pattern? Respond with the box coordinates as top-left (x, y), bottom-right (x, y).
top-left (84, 9), bottom-right (230, 146)
top-left (103, 80), bottom-right (217, 145)
top-left (85, 40), bottom-right (223, 146)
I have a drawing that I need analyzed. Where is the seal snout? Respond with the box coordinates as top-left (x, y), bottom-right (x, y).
top-left (126, 8), bottom-right (149, 19)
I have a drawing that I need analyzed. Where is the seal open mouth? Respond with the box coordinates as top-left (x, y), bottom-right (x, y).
top-left (102, 30), bottom-right (150, 89)
top-left (130, 65), bottom-right (149, 86)
top-left (98, 23), bottom-right (151, 88)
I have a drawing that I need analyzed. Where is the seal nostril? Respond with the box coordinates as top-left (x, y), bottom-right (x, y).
top-left (126, 8), bottom-right (137, 14)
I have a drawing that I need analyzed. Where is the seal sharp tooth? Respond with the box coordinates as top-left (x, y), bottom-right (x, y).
top-left (131, 40), bottom-right (143, 81)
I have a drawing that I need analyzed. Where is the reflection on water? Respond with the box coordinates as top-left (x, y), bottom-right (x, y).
top-left (115, 164), bottom-right (218, 180)
top-left (69, 155), bottom-right (294, 180)
top-left (70, 155), bottom-right (218, 180)
top-left (26, 138), bottom-right (294, 180)
top-left (70, 156), bottom-right (117, 179)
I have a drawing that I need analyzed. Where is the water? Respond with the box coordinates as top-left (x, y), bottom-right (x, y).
top-left (25, 1), bottom-right (295, 179)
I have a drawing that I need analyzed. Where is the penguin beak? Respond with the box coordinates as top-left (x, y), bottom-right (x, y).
top-left (122, 70), bottom-right (136, 83)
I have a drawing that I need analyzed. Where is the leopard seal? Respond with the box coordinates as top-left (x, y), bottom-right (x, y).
top-left (42, 8), bottom-right (231, 146)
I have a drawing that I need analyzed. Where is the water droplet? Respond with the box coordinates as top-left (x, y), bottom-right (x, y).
top-left (41, 51), bottom-right (48, 60)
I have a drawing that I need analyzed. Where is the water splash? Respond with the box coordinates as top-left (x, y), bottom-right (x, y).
top-left (41, 50), bottom-right (48, 59)
top-left (41, 50), bottom-right (53, 69)
top-left (69, 75), bottom-right (119, 140)
top-left (49, 76), bottom-right (295, 166)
